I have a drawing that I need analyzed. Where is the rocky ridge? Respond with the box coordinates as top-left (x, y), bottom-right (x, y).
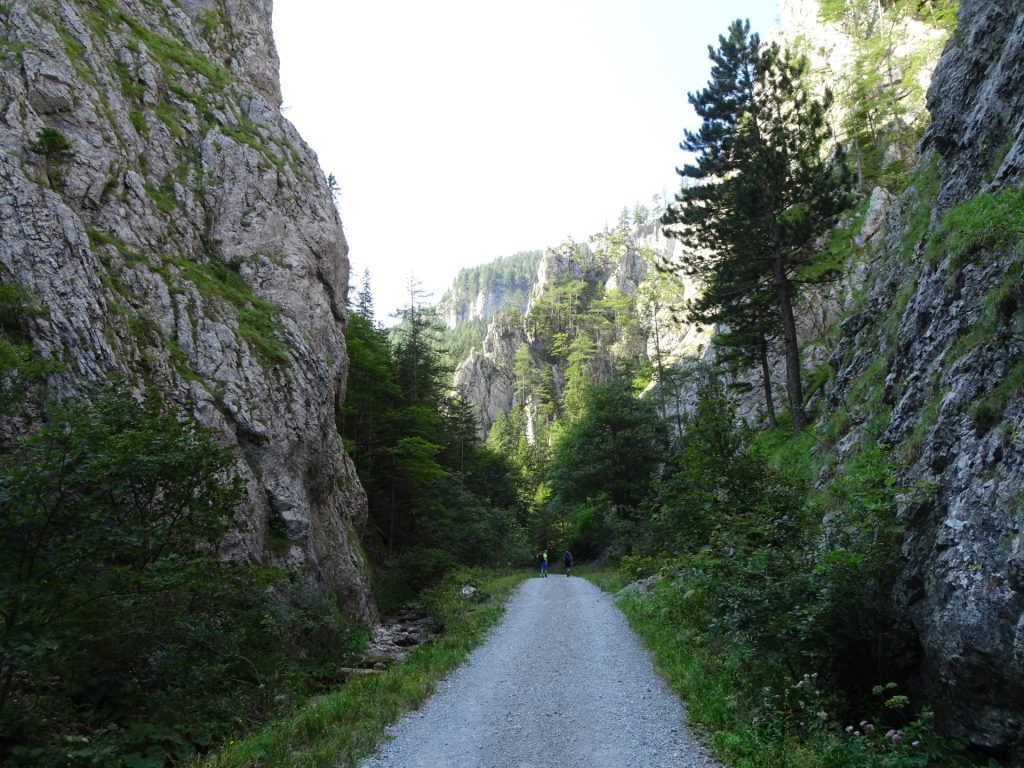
top-left (0, 1), bottom-right (374, 619)
top-left (451, 228), bottom-right (709, 438)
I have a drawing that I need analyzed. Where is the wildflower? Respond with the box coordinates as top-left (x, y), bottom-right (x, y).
top-left (846, 725), bottom-right (855, 734)
top-left (912, 740), bottom-right (920, 747)
top-left (817, 711), bottom-right (828, 721)
top-left (864, 723), bottom-right (875, 734)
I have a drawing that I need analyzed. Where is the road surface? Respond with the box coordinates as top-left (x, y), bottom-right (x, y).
top-left (360, 574), bottom-right (717, 768)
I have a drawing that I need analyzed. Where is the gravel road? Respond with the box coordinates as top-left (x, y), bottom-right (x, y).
top-left (359, 574), bottom-right (718, 768)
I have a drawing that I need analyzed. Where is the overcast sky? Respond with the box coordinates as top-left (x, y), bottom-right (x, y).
top-left (273, 1), bottom-right (780, 320)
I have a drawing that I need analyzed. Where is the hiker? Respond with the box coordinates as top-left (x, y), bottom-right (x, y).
top-left (563, 549), bottom-right (573, 577)
top-left (539, 549), bottom-right (548, 578)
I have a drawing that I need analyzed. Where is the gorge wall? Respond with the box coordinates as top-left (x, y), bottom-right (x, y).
top-left (0, 1), bottom-right (375, 619)
top-left (824, 0), bottom-right (1024, 752)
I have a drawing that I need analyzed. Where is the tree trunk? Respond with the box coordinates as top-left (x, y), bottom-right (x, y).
top-left (758, 331), bottom-right (778, 429)
top-left (772, 253), bottom-right (806, 432)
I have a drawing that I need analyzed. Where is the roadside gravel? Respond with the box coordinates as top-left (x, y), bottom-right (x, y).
top-left (359, 574), bottom-right (718, 768)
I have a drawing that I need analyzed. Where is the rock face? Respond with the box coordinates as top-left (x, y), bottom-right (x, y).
top-left (824, 0), bottom-right (1024, 752)
top-left (0, 1), bottom-right (375, 620)
top-left (451, 226), bottom-right (710, 439)
top-left (453, 322), bottom-right (523, 436)
top-left (435, 251), bottom-right (541, 329)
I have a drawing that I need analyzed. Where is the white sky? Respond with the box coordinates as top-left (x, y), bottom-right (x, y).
top-left (273, 1), bottom-right (780, 321)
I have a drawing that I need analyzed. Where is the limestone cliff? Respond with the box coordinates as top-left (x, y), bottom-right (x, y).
top-left (436, 250), bottom-right (540, 330)
top-left (0, 1), bottom-right (375, 619)
top-left (451, 227), bottom-right (709, 438)
top-left (824, 0), bottom-right (1024, 752)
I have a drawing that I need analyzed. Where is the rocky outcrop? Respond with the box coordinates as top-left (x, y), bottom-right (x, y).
top-left (0, 1), bottom-right (374, 619)
top-left (436, 251), bottom-right (540, 329)
top-left (451, 230), bottom-right (694, 439)
top-left (923, 2), bottom-right (1024, 206)
top-left (824, 0), bottom-right (1024, 753)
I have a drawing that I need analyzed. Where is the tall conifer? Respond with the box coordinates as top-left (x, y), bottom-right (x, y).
top-left (663, 19), bottom-right (851, 432)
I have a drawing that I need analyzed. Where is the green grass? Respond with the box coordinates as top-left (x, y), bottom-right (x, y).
top-left (191, 568), bottom-right (528, 768)
top-left (86, 229), bottom-right (290, 365)
top-left (155, 101), bottom-right (185, 139)
top-left (755, 411), bottom-right (817, 481)
top-left (586, 566), bottom-right (986, 768)
top-left (90, 0), bottom-right (230, 89)
top-left (901, 155), bottom-right (941, 262)
top-left (925, 187), bottom-right (1024, 268)
top-left (164, 256), bottom-right (289, 364)
top-left (222, 119), bottom-right (286, 173)
top-left (144, 180), bottom-right (177, 213)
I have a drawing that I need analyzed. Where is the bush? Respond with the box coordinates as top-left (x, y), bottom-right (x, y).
top-left (0, 385), bottom-right (368, 767)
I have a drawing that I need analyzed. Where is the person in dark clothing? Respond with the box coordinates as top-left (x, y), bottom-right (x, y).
top-left (563, 549), bottom-right (573, 577)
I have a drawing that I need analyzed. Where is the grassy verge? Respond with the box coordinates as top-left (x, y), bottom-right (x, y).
top-left (585, 566), bottom-right (989, 768)
top-left (190, 568), bottom-right (527, 768)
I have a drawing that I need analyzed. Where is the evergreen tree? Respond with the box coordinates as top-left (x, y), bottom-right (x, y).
top-left (686, 259), bottom-right (782, 428)
top-left (547, 377), bottom-right (666, 554)
top-left (663, 19), bottom-right (851, 432)
top-left (818, 0), bottom-right (957, 189)
top-left (356, 268), bottom-right (374, 321)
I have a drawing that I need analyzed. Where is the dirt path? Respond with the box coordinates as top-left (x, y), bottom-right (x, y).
top-left (359, 574), bottom-right (717, 768)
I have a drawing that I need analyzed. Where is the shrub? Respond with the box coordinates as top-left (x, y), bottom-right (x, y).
top-left (0, 385), bottom-right (367, 767)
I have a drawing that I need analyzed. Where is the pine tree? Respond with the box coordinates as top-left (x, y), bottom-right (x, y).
top-left (356, 268), bottom-right (374, 320)
top-left (663, 19), bottom-right (851, 432)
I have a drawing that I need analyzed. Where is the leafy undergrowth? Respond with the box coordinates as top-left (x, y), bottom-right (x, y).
top-left (586, 566), bottom-right (995, 768)
top-left (192, 568), bottom-right (527, 768)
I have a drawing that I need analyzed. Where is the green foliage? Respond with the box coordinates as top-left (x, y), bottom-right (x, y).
top-left (89, 0), bottom-right (230, 90)
top-left (575, 382), bottom-right (984, 766)
top-left (155, 101), bottom-right (185, 139)
top-left (342, 292), bottom-right (527, 607)
top-left (221, 119), bottom-right (285, 173)
top-left (901, 155), bottom-right (941, 261)
top-left (663, 19), bottom-right (853, 432)
top-left (167, 257), bottom-right (288, 364)
top-left (0, 386), bottom-right (371, 767)
top-left (0, 283), bottom-right (59, 419)
top-left (196, 8), bottom-right (225, 41)
top-left (971, 358), bottom-right (1024, 437)
top-left (440, 249), bottom-right (544, 364)
top-left (925, 187), bottom-right (1024, 268)
top-left (817, 0), bottom-right (956, 191)
top-left (546, 377), bottom-right (666, 556)
top-left (144, 180), bottom-right (176, 213)
top-left (611, 578), bottom-right (976, 767)
top-left (193, 569), bottom-right (526, 768)
top-left (27, 127), bottom-right (74, 186)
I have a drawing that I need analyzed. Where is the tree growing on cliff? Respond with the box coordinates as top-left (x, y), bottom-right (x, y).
top-left (663, 19), bottom-right (851, 432)
top-left (818, 0), bottom-right (958, 189)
